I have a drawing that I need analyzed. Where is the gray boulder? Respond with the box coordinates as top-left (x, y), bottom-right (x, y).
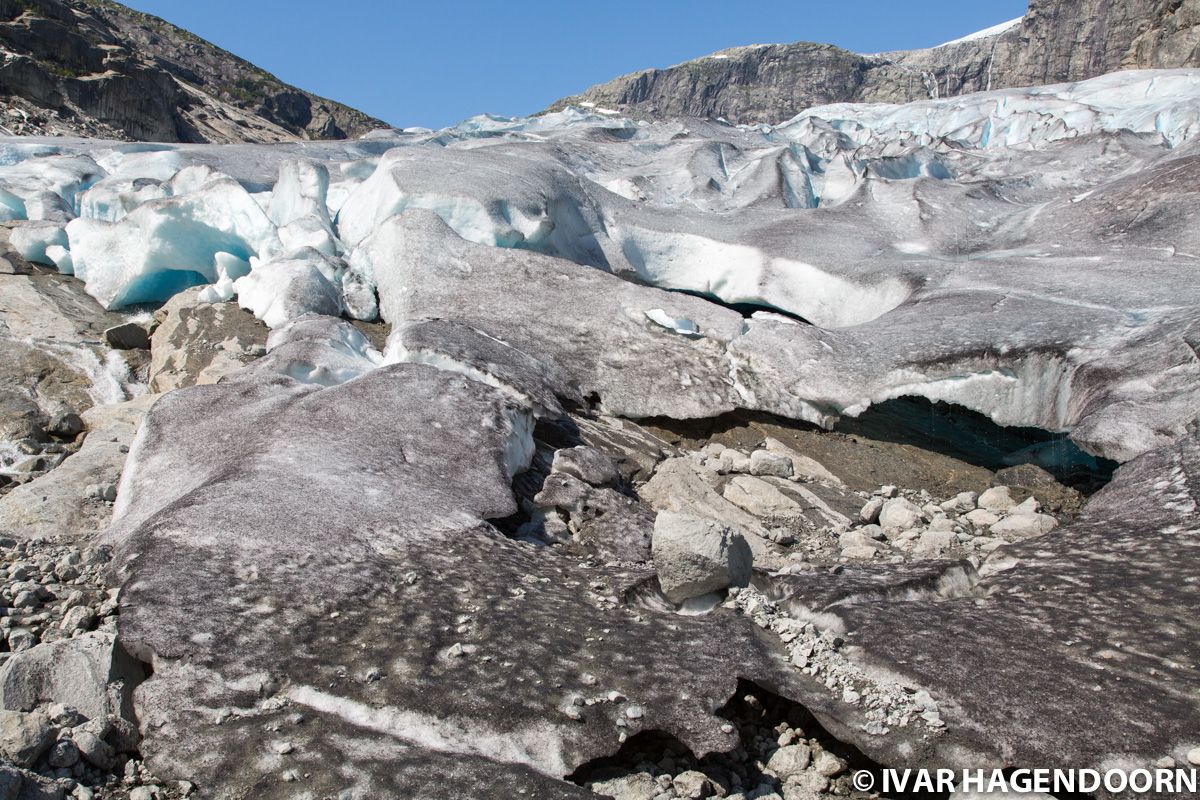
top-left (651, 511), bottom-right (753, 603)
top-left (0, 711), bottom-right (53, 767)
top-left (748, 450), bottom-right (794, 478)
top-left (148, 287), bottom-right (268, 393)
top-left (550, 445), bottom-right (620, 488)
top-left (878, 497), bottom-right (922, 530)
top-left (0, 632), bottom-right (145, 722)
top-left (989, 513), bottom-right (1059, 540)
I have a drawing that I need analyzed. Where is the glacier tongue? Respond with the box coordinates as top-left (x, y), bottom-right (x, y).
top-left (0, 69), bottom-right (1195, 459)
top-left (4, 65), bottom-right (1200, 799)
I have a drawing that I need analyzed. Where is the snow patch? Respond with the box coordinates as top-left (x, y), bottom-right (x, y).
top-left (934, 17), bottom-right (1022, 48)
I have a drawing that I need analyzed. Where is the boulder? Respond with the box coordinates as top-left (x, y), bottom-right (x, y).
top-left (651, 512), bottom-right (753, 603)
top-left (104, 322), bottom-right (151, 350)
top-left (148, 287), bottom-right (268, 393)
top-left (673, 771), bottom-right (715, 799)
top-left (749, 450), bottom-right (794, 478)
top-left (0, 632), bottom-right (145, 721)
top-left (859, 497), bottom-right (884, 524)
top-left (914, 530), bottom-right (956, 555)
top-left (964, 509), bottom-right (1001, 529)
top-left (640, 457), bottom-right (781, 565)
top-left (532, 472), bottom-right (654, 562)
top-left (989, 513), bottom-right (1059, 540)
top-left (589, 772), bottom-right (658, 800)
top-left (0, 711), bottom-right (53, 767)
top-left (718, 449), bottom-right (752, 474)
top-left (977, 486), bottom-right (1016, 513)
top-left (878, 497), bottom-right (922, 530)
top-left (550, 446), bottom-right (620, 488)
top-left (765, 742), bottom-right (811, 780)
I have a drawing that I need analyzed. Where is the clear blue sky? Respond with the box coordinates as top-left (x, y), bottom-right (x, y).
top-left (122, 1), bottom-right (1028, 129)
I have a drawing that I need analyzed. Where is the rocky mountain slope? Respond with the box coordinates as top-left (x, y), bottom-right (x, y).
top-left (0, 62), bottom-right (1197, 797)
top-left (548, 0), bottom-right (1200, 123)
top-left (0, 0), bottom-right (387, 142)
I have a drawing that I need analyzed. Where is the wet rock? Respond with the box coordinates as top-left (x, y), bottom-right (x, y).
top-left (45, 412), bottom-right (84, 439)
top-left (104, 322), bottom-right (151, 351)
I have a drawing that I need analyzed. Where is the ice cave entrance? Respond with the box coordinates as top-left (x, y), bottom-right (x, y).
top-left (839, 397), bottom-right (1117, 490)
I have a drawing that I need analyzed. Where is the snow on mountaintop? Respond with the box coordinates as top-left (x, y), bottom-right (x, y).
top-left (934, 16), bottom-right (1024, 48)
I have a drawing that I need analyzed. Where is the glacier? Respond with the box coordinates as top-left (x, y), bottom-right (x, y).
top-left (3, 64), bottom-right (1200, 800)
top-left (0, 69), bottom-right (1194, 461)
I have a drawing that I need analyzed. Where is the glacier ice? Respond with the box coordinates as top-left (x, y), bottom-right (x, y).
top-left (775, 70), bottom-right (1200, 152)
top-left (234, 248), bottom-right (344, 329)
top-left (66, 171), bottom-right (282, 308)
top-left (9, 222), bottom-right (67, 265)
top-left (0, 68), bottom-right (1196, 461)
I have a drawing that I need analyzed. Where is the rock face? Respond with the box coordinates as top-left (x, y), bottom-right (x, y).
top-left (548, 0), bottom-right (1200, 123)
top-left (0, 0), bottom-right (385, 142)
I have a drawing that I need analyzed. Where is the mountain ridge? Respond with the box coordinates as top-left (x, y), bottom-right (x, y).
top-left (546, 0), bottom-right (1200, 124)
top-left (0, 0), bottom-right (388, 142)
